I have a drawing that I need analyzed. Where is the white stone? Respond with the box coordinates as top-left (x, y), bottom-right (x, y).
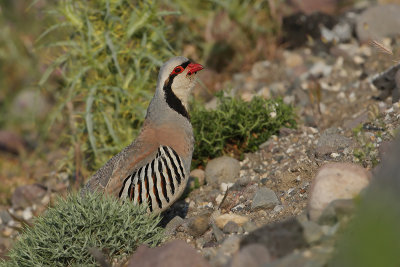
top-left (308, 163), bottom-right (371, 221)
top-left (215, 214), bottom-right (249, 229)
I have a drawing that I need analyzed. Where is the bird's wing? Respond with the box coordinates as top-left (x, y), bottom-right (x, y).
top-left (82, 136), bottom-right (159, 196)
top-left (117, 145), bottom-right (186, 212)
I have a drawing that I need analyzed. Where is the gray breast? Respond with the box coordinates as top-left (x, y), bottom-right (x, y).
top-left (118, 145), bottom-right (187, 212)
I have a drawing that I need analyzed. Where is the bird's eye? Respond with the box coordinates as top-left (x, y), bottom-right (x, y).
top-left (172, 66), bottom-right (184, 75)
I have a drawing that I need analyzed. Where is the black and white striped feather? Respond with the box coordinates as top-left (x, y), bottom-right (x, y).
top-left (118, 145), bottom-right (186, 212)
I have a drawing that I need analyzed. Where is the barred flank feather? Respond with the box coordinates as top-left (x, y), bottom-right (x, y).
top-left (118, 146), bottom-right (187, 212)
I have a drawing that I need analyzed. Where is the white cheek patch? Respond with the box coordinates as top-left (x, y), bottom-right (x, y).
top-left (171, 73), bottom-right (194, 108)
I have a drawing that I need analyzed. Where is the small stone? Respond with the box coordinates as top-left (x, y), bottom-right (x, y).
top-left (127, 240), bottom-right (210, 267)
top-left (215, 214), bottom-right (249, 229)
top-left (2, 227), bottom-right (13, 237)
top-left (273, 205), bottom-right (284, 213)
top-left (165, 216), bottom-right (184, 236)
top-left (309, 62), bottom-right (332, 78)
top-left (188, 212), bottom-right (211, 237)
top-left (308, 163), bottom-right (371, 221)
top-left (230, 244), bottom-right (271, 267)
top-left (0, 130), bottom-right (25, 155)
top-left (211, 222), bottom-right (225, 243)
top-left (22, 208), bottom-right (33, 221)
top-left (242, 221), bottom-right (257, 233)
top-left (0, 211), bottom-right (12, 226)
top-left (251, 187), bottom-right (280, 210)
top-left (223, 221), bottom-right (239, 234)
top-left (220, 235), bottom-right (241, 255)
top-left (205, 156), bottom-right (240, 187)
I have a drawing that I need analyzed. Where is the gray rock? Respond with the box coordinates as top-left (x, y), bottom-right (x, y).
top-left (165, 216), bottom-right (184, 236)
top-left (243, 221), bottom-right (258, 233)
top-left (0, 210), bottom-right (12, 226)
top-left (127, 240), bottom-right (210, 267)
top-left (223, 221), bottom-right (239, 234)
top-left (315, 128), bottom-right (354, 157)
top-left (240, 218), bottom-right (308, 258)
top-left (205, 156), bottom-right (240, 187)
top-left (356, 4), bottom-right (400, 42)
top-left (230, 244), bottom-right (271, 267)
top-left (301, 220), bottom-right (323, 244)
top-left (188, 212), bottom-right (211, 237)
top-left (11, 184), bottom-right (47, 210)
top-left (251, 187), bottom-right (280, 210)
top-left (211, 222), bottom-right (225, 243)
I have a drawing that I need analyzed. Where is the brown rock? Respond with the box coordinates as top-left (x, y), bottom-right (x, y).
top-left (127, 240), bottom-right (210, 267)
top-left (188, 212), bottom-right (211, 237)
top-left (0, 130), bottom-right (25, 155)
top-left (308, 163), bottom-right (371, 221)
top-left (11, 184), bottom-right (47, 209)
top-left (215, 214), bottom-right (249, 229)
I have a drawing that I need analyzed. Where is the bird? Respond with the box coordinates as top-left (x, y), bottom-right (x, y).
top-left (83, 56), bottom-right (203, 213)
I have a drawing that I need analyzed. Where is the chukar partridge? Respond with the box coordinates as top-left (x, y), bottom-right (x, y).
top-left (83, 56), bottom-right (203, 213)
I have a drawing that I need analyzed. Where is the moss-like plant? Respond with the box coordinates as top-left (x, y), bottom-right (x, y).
top-left (39, 0), bottom-right (175, 172)
top-left (191, 93), bottom-right (296, 167)
top-left (1, 192), bottom-right (163, 267)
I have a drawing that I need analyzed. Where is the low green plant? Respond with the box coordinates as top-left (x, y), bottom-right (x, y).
top-left (1, 192), bottom-right (163, 267)
top-left (191, 93), bottom-right (296, 167)
top-left (39, 0), bottom-right (175, 172)
top-left (352, 124), bottom-right (380, 168)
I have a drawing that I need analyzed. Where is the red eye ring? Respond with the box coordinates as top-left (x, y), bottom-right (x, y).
top-left (172, 66), bottom-right (184, 75)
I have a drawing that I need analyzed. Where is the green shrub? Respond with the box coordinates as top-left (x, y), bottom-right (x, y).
top-left (1, 192), bottom-right (163, 267)
top-left (39, 0), bottom-right (174, 171)
top-left (191, 93), bottom-right (296, 167)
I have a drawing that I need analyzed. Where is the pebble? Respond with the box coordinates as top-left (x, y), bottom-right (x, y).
top-left (223, 221), bottom-right (239, 234)
top-left (0, 211), bottom-right (12, 226)
top-left (211, 222), bottom-right (225, 243)
top-left (308, 163), bottom-right (371, 221)
top-left (165, 216), bottom-right (184, 236)
top-left (205, 156), bottom-right (240, 187)
top-left (187, 212), bottom-right (211, 237)
top-left (215, 214), bottom-right (249, 229)
top-left (251, 187), bottom-right (280, 210)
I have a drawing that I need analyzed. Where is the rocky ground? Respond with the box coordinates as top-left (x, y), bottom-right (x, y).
top-left (1, 1), bottom-right (400, 266)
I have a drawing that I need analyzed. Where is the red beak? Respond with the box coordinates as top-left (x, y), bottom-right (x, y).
top-left (187, 63), bottom-right (204, 75)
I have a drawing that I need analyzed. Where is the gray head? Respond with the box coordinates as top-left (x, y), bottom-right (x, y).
top-left (154, 56), bottom-right (203, 116)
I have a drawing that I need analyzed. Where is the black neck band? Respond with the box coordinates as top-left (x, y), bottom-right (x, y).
top-left (162, 61), bottom-right (191, 120)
